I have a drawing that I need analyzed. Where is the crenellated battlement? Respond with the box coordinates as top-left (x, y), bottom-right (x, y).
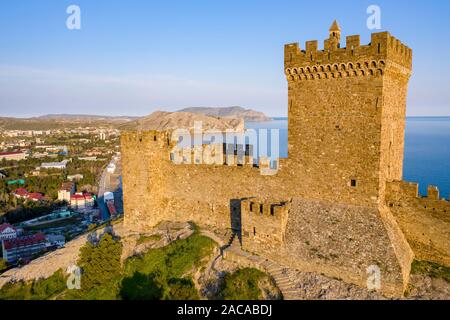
top-left (122, 130), bottom-right (282, 175)
top-left (241, 198), bottom-right (291, 249)
top-left (285, 30), bottom-right (412, 81)
top-left (241, 198), bottom-right (290, 218)
top-left (121, 130), bottom-right (172, 148)
top-left (386, 180), bottom-right (450, 204)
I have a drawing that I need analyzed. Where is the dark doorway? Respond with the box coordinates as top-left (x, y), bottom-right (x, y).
top-left (229, 199), bottom-right (242, 246)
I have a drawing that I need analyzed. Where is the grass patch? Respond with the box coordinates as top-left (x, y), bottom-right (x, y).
top-left (137, 234), bottom-right (162, 245)
top-left (0, 269), bottom-right (67, 300)
top-left (120, 231), bottom-right (215, 300)
top-left (411, 260), bottom-right (450, 283)
top-left (219, 268), bottom-right (278, 300)
top-left (125, 233), bottom-right (216, 279)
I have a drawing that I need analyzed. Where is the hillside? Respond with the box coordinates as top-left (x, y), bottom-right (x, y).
top-left (0, 115), bottom-right (136, 130)
top-left (118, 111), bottom-right (245, 131)
top-left (177, 106), bottom-right (271, 122)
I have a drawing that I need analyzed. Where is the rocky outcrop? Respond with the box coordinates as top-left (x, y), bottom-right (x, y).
top-left (118, 111), bottom-right (244, 132)
top-left (177, 107), bottom-right (271, 122)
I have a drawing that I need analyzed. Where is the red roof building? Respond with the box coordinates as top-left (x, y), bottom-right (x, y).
top-left (3, 233), bottom-right (46, 250)
top-left (13, 188), bottom-right (29, 198)
top-left (27, 192), bottom-right (44, 201)
top-left (70, 192), bottom-right (94, 209)
top-left (2, 233), bottom-right (47, 263)
top-left (0, 223), bottom-right (15, 233)
top-left (0, 223), bottom-right (17, 241)
top-left (0, 151), bottom-right (28, 161)
top-left (12, 188), bottom-right (44, 202)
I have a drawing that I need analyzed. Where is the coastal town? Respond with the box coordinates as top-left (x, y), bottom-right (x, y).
top-left (0, 127), bottom-right (123, 270)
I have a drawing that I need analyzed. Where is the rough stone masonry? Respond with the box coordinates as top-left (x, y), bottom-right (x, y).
top-left (121, 21), bottom-right (450, 298)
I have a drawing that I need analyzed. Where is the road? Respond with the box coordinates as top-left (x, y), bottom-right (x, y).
top-left (97, 155), bottom-right (122, 221)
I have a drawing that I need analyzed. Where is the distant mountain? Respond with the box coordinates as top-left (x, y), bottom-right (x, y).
top-left (36, 114), bottom-right (138, 122)
top-left (177, 106), bottom-right (271, 122)
top-left (118, 111), bottom-right (244, 132)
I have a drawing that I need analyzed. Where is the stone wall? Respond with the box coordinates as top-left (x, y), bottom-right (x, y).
top-left (386, 181), bottom-right (450, 266)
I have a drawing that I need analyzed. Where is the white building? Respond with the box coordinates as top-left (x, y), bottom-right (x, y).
top-left (67, 174), bottom-right (84, 181)
top-left (41, 159), bottom-right (69, 170)
top-left (0, 151), bottom-right (28, 161)
top-left (0, 224), bottom-right (17, 241)
top-left (58, 182), bottom-right (75, 203)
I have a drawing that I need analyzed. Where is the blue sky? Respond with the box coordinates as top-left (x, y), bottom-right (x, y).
top-left (0, 0), bottom-right (449, 117)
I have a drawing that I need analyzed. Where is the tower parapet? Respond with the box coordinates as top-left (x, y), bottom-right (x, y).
top-left (285, 23), bottom-right (412, 82)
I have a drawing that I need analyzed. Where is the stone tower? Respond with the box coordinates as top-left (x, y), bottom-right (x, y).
top-left (328, 20), bottom-right (341, 49)
top-left (284, 21), bottom-right (413, 207)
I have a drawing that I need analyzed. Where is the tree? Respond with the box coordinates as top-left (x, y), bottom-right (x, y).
top-left (119, 272), bottom-right (163, 300)
top-left (78, 232), bottom-right (123, 293)
top-left (167, 278), bottom-right (199, 300)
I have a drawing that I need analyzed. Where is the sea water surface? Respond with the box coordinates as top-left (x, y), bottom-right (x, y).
top-left (246, 117), bottom-right (450, 198)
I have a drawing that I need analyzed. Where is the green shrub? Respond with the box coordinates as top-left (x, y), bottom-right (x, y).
top-left (0, 281), bottom-right (31, 300)
top-left (220, 268), bottom-right (268, 300)
top-left (30, 269), bottom-right (67, 300)
top-left (167, 278), bottom-right (199, 300)
top-left (0, 269), bottom-right (66, 300)
top-left (119, 272), bottom-right (164, 300)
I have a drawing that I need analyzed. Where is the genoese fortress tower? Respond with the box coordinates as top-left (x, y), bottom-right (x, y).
top-left (121, 22), bottom-right (450, 297)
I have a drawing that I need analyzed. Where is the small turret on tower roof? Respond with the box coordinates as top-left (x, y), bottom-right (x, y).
top-left (327, 20), bottom-right (341, 49)
top-left (329, 20), bottom-right (341, 32)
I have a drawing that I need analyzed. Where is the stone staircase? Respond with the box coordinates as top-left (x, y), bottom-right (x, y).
top-left (200, 227), bottom-right (301, 300)
top-left (260, 260), bottom-right (302, 300)
top-left (224, 243), bottom-right (301, 300)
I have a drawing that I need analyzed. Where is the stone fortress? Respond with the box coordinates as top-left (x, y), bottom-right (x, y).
top-left (121, 21), bottom-right (450, 298)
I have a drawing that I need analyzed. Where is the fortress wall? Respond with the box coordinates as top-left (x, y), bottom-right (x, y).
top-left (154, 161), bottom-right (291, 231)
top-left (121, 132), bottom-right (413, 296)
top-left (121, 130), bottom-right (290, 232)
top-left (120, 26), bottom-right (422, 297)
top-left (386, 181), bottom-right (450, 266)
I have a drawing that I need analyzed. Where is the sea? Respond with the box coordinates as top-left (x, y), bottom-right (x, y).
top-left (245, 117), bottom-right (450, 199)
